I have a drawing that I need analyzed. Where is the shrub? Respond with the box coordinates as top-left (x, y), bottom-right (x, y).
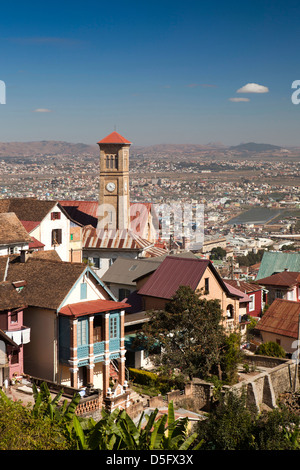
top-left (128, 368), bottom-right (158, 387)
top-left (255, 341), bottom-right (286, 358)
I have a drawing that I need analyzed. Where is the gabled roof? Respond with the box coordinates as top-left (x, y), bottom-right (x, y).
top-left (225, 279), bottom-right (263, 293)
top-left (102, 257), bottom-right (162, 286)
top-left (97, 131), bottom-right (131, 145)
top-left (59, 200), bottom-right (99, 228)
top-left (0, 281), bottom-right (27, 311)
top-left (83, 227), bottom-right (167, 257)
top-left (1, 255), bottom-right (87, 310)
top-left (257, 271), bottom-right (300, 287)
top-left (224, 282), bottom-right (250, 303)
top-left (256, 299), bottom-right (300, 339)
top-left (256, 252), bottom-right (300, 280)
top-left (0, 212), bottom-right (32, 246)
top-left (137, 256), bottom-right (232, 300)
top-left (0, 198), bottom-right (57, 222)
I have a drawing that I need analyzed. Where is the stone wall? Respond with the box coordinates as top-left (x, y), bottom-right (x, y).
top-left (228, 356), bottom-right (299, 412)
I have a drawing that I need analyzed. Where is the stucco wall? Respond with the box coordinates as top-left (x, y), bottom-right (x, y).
top-left (23, 307), bottom-right (56, 381)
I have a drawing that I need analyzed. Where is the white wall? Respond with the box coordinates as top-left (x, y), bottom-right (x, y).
top-left (39, 204), bottom-right (70, 262)
top-left (0, 243), bottom-right (30, 256)
top-left (59, 271), bottom-right (111, 308)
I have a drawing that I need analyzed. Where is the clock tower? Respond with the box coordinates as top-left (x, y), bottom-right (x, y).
top-left (97, 131), bottom-right (131, 230)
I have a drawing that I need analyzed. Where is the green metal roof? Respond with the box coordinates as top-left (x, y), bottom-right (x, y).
top-left (256, 251), bottom-right (300, 280)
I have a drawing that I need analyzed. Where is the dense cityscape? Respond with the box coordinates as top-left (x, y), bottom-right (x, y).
top-left (2, 0), bottom-right (300, 455)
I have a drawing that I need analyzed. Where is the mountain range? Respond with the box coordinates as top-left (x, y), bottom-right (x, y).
top-left (0, 140), bottom-right (294, 158)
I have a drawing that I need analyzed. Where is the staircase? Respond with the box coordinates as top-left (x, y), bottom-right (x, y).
top-left (109, 360), bottom-right (119, 383)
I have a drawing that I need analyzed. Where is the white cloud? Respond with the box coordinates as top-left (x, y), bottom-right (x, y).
top-left (236, 83), bottom-right (269, 93)
top-left (33, 108), bottom-right (52, 112)
top-left (229, 97), bottom-right (250, 102)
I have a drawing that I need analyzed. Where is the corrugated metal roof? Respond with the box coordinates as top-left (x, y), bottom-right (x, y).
top-left (59, 299), bottom-right (130, 317)
top-left (257, 271), bottom-right (300, 287)
top-left (256, 299), bottom-right (300, 339)
top-left (225, 279), bottom-right (262, 293)
top-left (138, 256), bottom-right (211, 299)
top-left (256, 252), bottom-right (300, 280)
top-left (83, 226), bottom-right (167, 257)
top-left (224, 282), bottom-right (250, 302)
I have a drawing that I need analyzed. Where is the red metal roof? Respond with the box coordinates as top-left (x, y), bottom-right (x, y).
top-left (256, 299), bottom-right (300, 339)
top-left (97, 131), bottom-right (132, 145)
top-left (59, 299), bottom-right (130, 317)
top-left (258, 271), bottom-right (300, 287)
top-left (224, 282), bottom-right (250, 302)
top-left (225, 279), bottom-right (262, 293)
top-left (137, 256), bottom-right (211, 299)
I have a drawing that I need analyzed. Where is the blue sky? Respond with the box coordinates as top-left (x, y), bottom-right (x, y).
top-left (1, 0), bottom-right (300, 146)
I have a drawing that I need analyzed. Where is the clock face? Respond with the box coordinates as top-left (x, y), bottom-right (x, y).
top-left (106, 182), bottom-right (116, 192)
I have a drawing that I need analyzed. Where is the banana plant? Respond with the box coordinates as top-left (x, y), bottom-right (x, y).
top-left (31, 381), bottom-right (80, 423)
top-left (73, 401), bottom-right (202, 450)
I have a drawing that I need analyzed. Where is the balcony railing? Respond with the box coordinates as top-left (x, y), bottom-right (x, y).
top-left (77, 339), bottom-right (120, 360)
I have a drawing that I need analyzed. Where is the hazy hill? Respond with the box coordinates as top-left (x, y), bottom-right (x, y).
top-left (0, 140), bottom-right (291, 159)
top-left (0, 141), bottom-right (98, 157)
top-left (229, 142), bottom-right (282, 152)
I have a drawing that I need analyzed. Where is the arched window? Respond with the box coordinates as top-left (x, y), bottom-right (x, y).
top-left (226, 304), bottom-right (234, 319)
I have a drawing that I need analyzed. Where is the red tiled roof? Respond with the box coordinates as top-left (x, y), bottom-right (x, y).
top-left (29, 237), bottom-right (45, 249)
top-left (256, 299), bottom-right (300, 339)
top-left (138, 256), bottom-right (215, 300)
top-left (258, 271), bottom-right (300, 287)
top-left (97, 131), bottom-right (131, 145)
top-left (59, 299), bottom-right (130, 317)
top-left (21, 220), bottom-right (41, 232)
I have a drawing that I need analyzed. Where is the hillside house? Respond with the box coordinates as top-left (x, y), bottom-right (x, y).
top-left (0, 212), bottom-right (32, 256)
top-left (0, 281), bottom-right (30, 387)
top-left (255, 299), bottom-right (300, 356)
top-left (257, 271), bottom-right (300, 305)
top-left (137, 256), bottom-right (245, 332)
top-left (224, 279), bottom-right (266, 317)
top-left (0, 198), bottom-right (75, 262)
top-left (0, 251), bottom-right (129, 396)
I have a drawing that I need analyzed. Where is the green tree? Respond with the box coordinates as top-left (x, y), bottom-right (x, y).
top-left (210, 247), bottom-right (227, 260)
top-left (196, 390), bottom-right (300, 450)
top-left (0, 389), bottom-right (75, 450)
top-left (196, 391), bottom-right (256, 450)
top-left (135, 285), bottom-right (227, 380)
top-left (220, 332), bottom-right (243, 384)
top-left (255, 341), bottom-right (286, 358)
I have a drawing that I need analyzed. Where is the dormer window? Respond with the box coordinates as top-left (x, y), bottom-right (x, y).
top-left (51, 212), bottom-right (61, 220)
